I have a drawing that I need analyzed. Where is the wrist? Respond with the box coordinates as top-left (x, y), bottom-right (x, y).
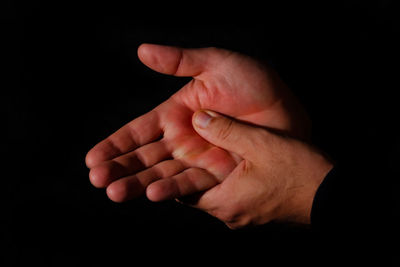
top-left (277, 149), bottom-right (334, 224)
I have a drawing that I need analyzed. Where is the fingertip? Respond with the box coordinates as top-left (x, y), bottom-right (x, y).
top-left (106, 183), bottom-right (128, 203)
top-left (85, 150), bottom-right (95, 169)
top-left (89, 163), bottom-right (117, 188)
top-left (137, 43), bottom-right (152, 61)
top-left (145, 183), bottom-right (163, 202)
top-left (146, 181), bottom-right (174, 202)
top-left (88, 167), bottom-right (103, 188)
top-left (106, 175), bottom-right (148, 203)
top-left (85, 147), bottom-right (108, 169)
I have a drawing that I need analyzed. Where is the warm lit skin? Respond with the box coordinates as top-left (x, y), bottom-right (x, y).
top-left (190, 110), bottom-right (333, 228)
top-left (85, 44), bottom-right (311, 204)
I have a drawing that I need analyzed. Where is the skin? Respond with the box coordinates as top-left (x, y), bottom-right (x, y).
top-left (189, 110), bottom-right (333, 228)
top-left (85, 44), bottom-right (311, 203)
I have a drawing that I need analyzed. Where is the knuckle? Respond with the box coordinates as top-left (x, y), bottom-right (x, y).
top-left (226, 216), bottom-right (252, 230)
top-left (216, 120), bottom-right (234, 141)
top-left (238, 160), bottom-right (252, 177)
top-left (214, 209), bottom-right (236, 224)
top-left (225, 219), bottom-right (248, 230)
top-left (210, 204), bottom-right (255, 230)
top-left (214, 204), bottom-right (243, 224)
top-left (225, 223), bottom-right (239, 230)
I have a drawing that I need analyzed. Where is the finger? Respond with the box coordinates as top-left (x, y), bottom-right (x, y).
top-left (85, 109), bottom-right (162, 168)
top-left (137, 43), bottom-right (230, 77)
top-left (106, 160), bottom-right (185, 203)
top-left (89, 140), bottom-right (171, 188)
top-left (145, 139), bottom-right (238, 202)
top-left (187, 160), bottom-right (247, 211)
top-left (192, 110), bottom-right (266, 159)
top-left (173, 144), bottom-right (237, 182)
top-left (146, 168), bottom-right (219, 202)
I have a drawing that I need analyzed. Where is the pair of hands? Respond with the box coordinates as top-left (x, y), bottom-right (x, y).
top-left (85, 44), bottom-right (332, 228)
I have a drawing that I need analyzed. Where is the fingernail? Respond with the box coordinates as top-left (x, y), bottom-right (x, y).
top-left (194, 110), bottom-right (217, 128)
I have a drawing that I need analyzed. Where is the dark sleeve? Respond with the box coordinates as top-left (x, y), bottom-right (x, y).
top-left (309, 138), bottom-right (394, 264)
top-left (310, 162), bottom-right (360, 231)
top-left (310, 143), bottom-right (393, 233)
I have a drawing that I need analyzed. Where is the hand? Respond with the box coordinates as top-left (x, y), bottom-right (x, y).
top-left (85, 44), bottom-right (310, 202)
top-left (187, 110), bottom-right (333, 228)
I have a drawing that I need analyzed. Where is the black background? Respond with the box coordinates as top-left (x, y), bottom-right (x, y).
top-left (2, 1), bottom-right (396, 266)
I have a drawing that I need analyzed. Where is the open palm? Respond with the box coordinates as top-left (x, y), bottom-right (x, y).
top-left (86, 44), bottom-right (310, 202)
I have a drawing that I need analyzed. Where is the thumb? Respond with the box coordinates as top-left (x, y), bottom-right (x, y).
top-left (192, 110), bottom-right (260, 158)
top-left (137, 43), bottom-right (229, 77)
